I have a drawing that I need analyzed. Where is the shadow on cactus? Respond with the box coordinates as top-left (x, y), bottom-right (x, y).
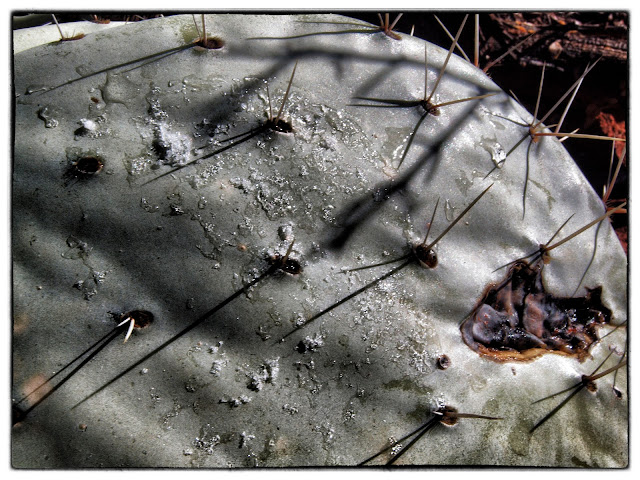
top-left (11, 12), bottom-right (627, 468)
top-left (70, 236), bottom-right (303, 410)
top-left (349, 16), bottom-right (499, 170)
top-left (281, 184), bottom-right (492, 342)
top-left (249, 13), bottom-right (404, 41)
top-left (142, 61), bottom-right (299, 185)
top-left (486, 60), bottom-right (625, 218)
top-left (360, 405), bottom-right (502, 466)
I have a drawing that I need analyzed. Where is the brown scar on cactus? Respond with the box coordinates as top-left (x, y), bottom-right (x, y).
top-left (359, 405), bottom-right (501, 466)
top-left (529, 351), bottom-right (627, 433)
top-left (142, 61), bottom-right (299, 186)
top-left (461, 204), bottom-right (626, 362)
top-left (461, 260), bottom-right (612, 362)
top-left (280, 184), bottom-right (492, 341)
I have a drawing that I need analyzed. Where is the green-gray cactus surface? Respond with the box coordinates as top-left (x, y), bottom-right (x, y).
top-left (12, 13), bottom-right (627, 468)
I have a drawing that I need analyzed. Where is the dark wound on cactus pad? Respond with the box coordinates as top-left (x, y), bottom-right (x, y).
top-left (196, 36), bottom-right (224, 49)
top-left (265, 117), bottom-right (293, 133)
top-left (267, 238), bottom-right (302, 275)
top-left (122, 310), bottom-right (154, 329)
top-left (65, 155), bottom-right (104, 180)
top-left (461, 261), bottom-right (611, 362)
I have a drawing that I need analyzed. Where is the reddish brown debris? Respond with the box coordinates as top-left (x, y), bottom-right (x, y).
top-left (596, 112), bottom-right (626, 160)
top-left (615, 226), bottom-right (627, 254)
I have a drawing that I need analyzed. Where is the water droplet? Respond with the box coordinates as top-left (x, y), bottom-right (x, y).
top-left (478, 138), bottom-right (506, 167)
top-left (209, 359), bottom-right (225, 376)
top-left (140, 197), bottom-right (160, 213)
top-left (169, 204), bottom-right (185, 216)
top-left (218, 395), bottom-right (251, 408)
top-left (444, 199), bottom-right (455, 221)
top-left (37, 106), bottom-right (60, 128)
top-left (282, 403), bottom-right (299, 415)
top-left (239, 432), bottom-right (255, 449)
top-left (194, 424), bottom-right (221, 454)
top-left (101, 72), bottom-right (138, 106)
top-left (296, 334), bottom-right (324, 354)
top-left (489, 143), bottom-right (506, 166)
top-left (75, 64), bottom-right (94, 77)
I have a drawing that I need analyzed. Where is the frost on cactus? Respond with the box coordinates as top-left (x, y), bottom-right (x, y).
top-left (12, 14), bottom-right (626, 468)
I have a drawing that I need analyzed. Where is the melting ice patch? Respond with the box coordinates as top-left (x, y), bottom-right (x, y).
top-left (478, 138), bottom-right (507, 167)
